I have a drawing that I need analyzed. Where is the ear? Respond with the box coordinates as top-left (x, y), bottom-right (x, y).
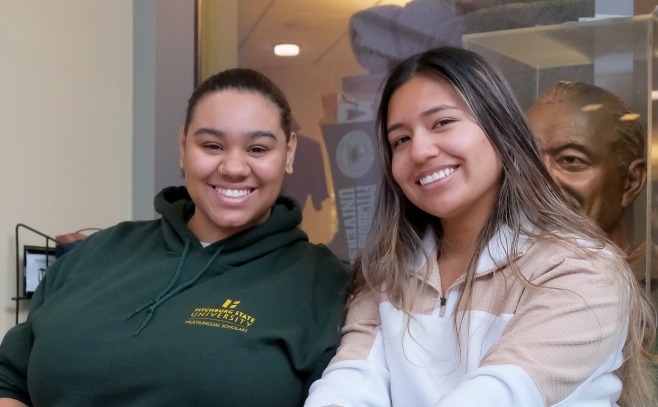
top-left (285, 132), bottom-right (297, 174)
top-left (621, 158), bottom-right (647, 208)
top-left (178, 126), bottom-right (186, 170)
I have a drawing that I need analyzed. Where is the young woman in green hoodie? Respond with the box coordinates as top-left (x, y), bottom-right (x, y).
top-left (0, 68), bottom-right (350, 407)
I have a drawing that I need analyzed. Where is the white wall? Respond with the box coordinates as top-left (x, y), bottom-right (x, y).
top-left (0, 1), bottom-right (133, 333)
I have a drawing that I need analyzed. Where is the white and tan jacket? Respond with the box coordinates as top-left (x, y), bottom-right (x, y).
top-left (306, 227), bottom-right (629, 406)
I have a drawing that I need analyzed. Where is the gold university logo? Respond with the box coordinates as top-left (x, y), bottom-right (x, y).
top-left (185, 299), bottom-right (256, 333)
top-left (223, 299), bottom-right (240, 309)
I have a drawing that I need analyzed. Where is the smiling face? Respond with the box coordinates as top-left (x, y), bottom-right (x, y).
top-left (527, 100), bottom-right (625, 233)
top-left (386, 75), bottom-right (503, 228)
top-left (179, 89), bottom-right (296, 243)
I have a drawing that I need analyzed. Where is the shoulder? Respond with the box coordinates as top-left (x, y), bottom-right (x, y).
top-left (518, 236), bottom-right (627, 285)
top-left (100, 218), bottom-right (161, 235)
top-left (304, 241), bottom-right (349, 264)
top-left (284, 241), bottom-right (352, 295)
top-left (295, 241), bottom-right (351, 278)
top-left (59, 219), bottom-right (162, 258)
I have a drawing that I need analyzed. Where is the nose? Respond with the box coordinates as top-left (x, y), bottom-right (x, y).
top-left (409, 131), bottom-right (439, 163)
top-left (218, 152), bottom-right (251, 178)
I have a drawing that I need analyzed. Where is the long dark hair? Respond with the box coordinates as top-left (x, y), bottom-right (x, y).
top-left (355, 46), bottom-right (655, 407)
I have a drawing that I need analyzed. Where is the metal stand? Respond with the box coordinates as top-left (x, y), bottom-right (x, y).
top-left (13, 224), bottom-right (57, 325)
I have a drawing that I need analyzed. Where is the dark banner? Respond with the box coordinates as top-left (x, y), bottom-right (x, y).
top-left (322, 121), bottom-right (380, 263)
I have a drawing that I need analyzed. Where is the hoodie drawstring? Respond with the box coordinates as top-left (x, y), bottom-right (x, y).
top-left (127, 238), bottom-right (222, 336)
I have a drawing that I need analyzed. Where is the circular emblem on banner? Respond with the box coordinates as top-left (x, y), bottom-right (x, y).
top-left (335, 130), bottom-right (375, 178)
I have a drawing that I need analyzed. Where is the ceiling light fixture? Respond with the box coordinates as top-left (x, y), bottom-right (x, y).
top-left (274, 43), bottom-right (300, 57)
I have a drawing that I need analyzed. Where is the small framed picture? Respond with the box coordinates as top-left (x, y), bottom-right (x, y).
top-left (23, 245), bottom-right (56, 298)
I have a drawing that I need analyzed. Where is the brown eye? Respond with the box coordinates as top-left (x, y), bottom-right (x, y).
top-left (555, 155), bottom-right (589, 172)
top-left (391, 135), bottom-right (411, 148)
top-left (432, 118), bottom-right (455, 129)
top-left (248, 146), bottom-right (268, 154)
top-left (204, 143), bottom-right (221, 151)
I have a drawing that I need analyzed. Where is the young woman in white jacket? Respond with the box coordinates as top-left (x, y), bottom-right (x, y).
top-left (305, 46), bottom-right (656, 407)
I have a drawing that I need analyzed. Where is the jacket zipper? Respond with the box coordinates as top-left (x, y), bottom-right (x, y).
top-left (436, 265), bottom-right (448, 317)
top-left (438, 293), bottom-right (447, 317)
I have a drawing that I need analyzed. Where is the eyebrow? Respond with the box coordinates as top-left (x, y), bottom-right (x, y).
top-left (193, 127), bottom-right (278, 140)
top-left (386, 104), bottom-right (458, 134)
top-left (193, 127), bottom-right (223, 137)
top-left (542, 141), bottom-right (591, 156)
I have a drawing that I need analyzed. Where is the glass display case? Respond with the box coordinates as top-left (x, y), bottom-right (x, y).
top-left (464, 12), bottom-right (658, 303)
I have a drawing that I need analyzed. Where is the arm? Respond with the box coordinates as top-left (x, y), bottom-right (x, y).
top-left (0, 256), bottom-right (59, 406)
top-left (305, 290), bottom-right (391, 407)
top-left (0, 307), bottom-right (39, 406)
top-left (0, 322), bottom-right (34, 406)
top-left (302, 256), bottom-right (350, 395)
top-left (435, 250), bottom-right (629, 406)
top-left (0, 398), bottom-right (28, 407)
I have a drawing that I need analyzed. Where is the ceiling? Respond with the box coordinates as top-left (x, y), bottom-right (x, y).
top-left (236, 0), bottom-right (411, 78)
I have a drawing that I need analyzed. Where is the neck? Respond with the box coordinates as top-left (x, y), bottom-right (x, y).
top-left (607, 221), bottom-right (632, 255)
top-left (436, 205), bottom-right (492, 292)
top-left (437, 221), bottom-right (482, 293)
top-left (440, 211), bottom-right (487, 254)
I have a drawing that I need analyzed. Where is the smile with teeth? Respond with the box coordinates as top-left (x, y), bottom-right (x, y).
top-left (215, 187), bottom-right (253, 198)
top-left (419, 167), bottom-right (456, 185)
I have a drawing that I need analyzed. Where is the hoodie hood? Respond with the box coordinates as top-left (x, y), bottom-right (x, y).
top-left (154, 185), bottom-right (307, 265)
top-left (129, 186), bottom-right (308, 335)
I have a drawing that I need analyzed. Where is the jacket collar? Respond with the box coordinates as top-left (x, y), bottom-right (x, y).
top-left (416, 223), bottom-right (532, 285)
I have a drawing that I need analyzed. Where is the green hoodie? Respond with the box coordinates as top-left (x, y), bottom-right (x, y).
top-left (0, 186), bottom-right (350, 406)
